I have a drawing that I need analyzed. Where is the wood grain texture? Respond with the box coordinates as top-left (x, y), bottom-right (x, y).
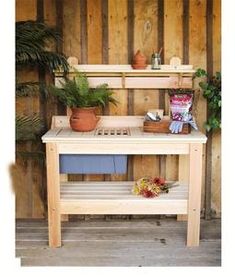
top-left (177, 155), bottom-right (189, 221)
top-left (189, 0), bottom-right (207, 215)
top-left (16, 0), bottom-right (45, 219)
top-left (102, 0), bottom-right (109, 64)
top-left (16, 218), bottom-right (221, 266)
top-left (85, 0), bottom-right (104, 182)
top-left (108, 0), bottom-right (128, 181)
top-left (211, 0), bottom-right (221, 217)
top-left (213, 0), bottom-right (221, 74)
top-left (16, 0), bottom-right (37, 21)
top-left (187, 143), bottom-right (203, 246)
top-left (158, 0), bottom-right (166, 180)
top-left (108, 0), bottom-right (128, 117)
top-left (211, 130), bottom-right (221, 216)
top-left (204, 0), bottom-right (213, 219)
top-left (164, 0), bottom-right (183, 63)
top-left (44, 0), bottom-right (56, 26)
top-left (133, 0), bottom-right (159, 181)
top-left (46, 143), bottom-right (61, 247)
top-left (63, 0), bottom-right (81, 60)
top-left (62, 1), bottom-right (83, 182)
top-left (164, 0), bottom-right (183, 182)
top-left (87, 0), bottom-right (102, 64)
top-left (80, 0), bottom-right (88, 63)
top-left (182, 0), bottom-right (189, 64)
top-left (133, 0), bottom-right (159, 114)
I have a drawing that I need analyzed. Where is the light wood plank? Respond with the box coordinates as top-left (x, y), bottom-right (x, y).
top-left (164, 0), bottom-right (183, 198)
top-left (187, 143), bottom-right (203, 246)
top-left (65, 64), bottom-right (194, 73)
top-left (132, 0), bottom-right (160, 183)
top-left (46, 143), bottom-right (61, 247)
top-left (211, 0), bottom-right (221, 217)
top-left (57, 143), bottom-right (190, 155)
top-left (164, 0), bottom-right (183, 63)
top-left (87, 0), bottom-right (102, 64)
top-left (60, 199), bottom-right (187, 215)
top-left (63, 0), bottom-right (81, 60)
top-left (189, 0), bottom-right (207, 217)
top-left (59, 181), bottom-right (187, 214)
top-left (177, 155), bottom-right (189, 221)
top-left (126, 77), bottom-right (192, 89)
top-left (16, 0), bottom-right (37, 21)
top-left (108, 0), bottom-right (128, 117)
top-left (211, 130), bottom-right (221, 216)
top-left (60, 174), bottom-right (69, 222)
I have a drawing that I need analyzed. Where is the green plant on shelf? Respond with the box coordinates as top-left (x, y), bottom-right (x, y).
top-left (195, 68), bottom-right (221, 132)
top-left (49, 72), bottom-right (118, 108)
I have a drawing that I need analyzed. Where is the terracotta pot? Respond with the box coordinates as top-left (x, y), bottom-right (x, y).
top-left (132, 50), bottom-right (147, 69)
top-left (70, 107), bottom-right (100, 132)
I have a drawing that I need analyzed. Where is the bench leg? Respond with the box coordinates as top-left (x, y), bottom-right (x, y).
top-left (46, 143), bottom-right (61, 247)
top-left (60, 174), bottom-right (69, 222)
top-left (177, 155), bottom-right (189, 221)
top-left (187, 144), bottom-right (203, 246)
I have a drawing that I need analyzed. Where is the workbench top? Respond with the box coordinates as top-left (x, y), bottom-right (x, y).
top-left (42, 126), bottom-right (207, 144)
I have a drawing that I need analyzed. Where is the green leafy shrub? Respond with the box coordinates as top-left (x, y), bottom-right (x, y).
top-left (195, 69), bottom-right (221, 132)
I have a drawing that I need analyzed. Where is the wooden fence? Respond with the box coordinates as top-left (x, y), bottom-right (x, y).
top-left (15, 0), bottom-right (221, 218)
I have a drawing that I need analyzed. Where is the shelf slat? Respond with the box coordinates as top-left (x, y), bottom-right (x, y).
top-left (60, 181), bottom-right (188, 215)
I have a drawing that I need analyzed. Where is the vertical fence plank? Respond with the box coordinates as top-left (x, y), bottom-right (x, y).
top-left (164, 0), bottom-right (183, 181)
top-left (164, 0), bottom-right (183, 63)
top-left (16, 0), bottom-right (44, 218)
top-left (133, 0), bottom-right (160, 181)
top-left (189, 0), bottom-right (207, 213)
top-left (85, 0), bottom-right (103, 182)
top-left (204, 0), bottom-right (213, 219)
top-left (44, 0), bottom-right (56, 26)
top-left (63, 0), bottom-right (81, 60)
top-left (183, 0), bottom-right (189, 64)
top-left (108, 0), bottom-right (128, 116)
top-left (87, 0), bottom-right (102, 64)
top-left (16, 0), bottom-right (37, 21)
top-left (158, 0), bottom-right (166, 178)
top-left (80, 0), bottom-right (88, 63)
top-left (211, 0), bottom-right (221, 217)
top-left (102, 0), bottom-right (109, 65)
top-left (108, 0), bottom-right (128, 181)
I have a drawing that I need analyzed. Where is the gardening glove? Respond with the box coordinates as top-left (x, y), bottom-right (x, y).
top-left (169, 121), bottom-right (184, 134)
top-left (188, 119), bottom-right (198, 130)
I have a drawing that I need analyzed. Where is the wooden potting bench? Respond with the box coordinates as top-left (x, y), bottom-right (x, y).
top-left (42, 64), bottom-right (207, 247)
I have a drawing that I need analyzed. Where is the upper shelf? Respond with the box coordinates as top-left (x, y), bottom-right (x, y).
top-left (54, 64), bottom-right (195, 89)
top-left (55, 64), bottom-right (195, 75)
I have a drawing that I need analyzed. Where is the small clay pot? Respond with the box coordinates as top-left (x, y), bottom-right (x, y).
top-left (132, 50), bottom-right (147, 69)
top-left (70, 107), bottom-right (100, 132)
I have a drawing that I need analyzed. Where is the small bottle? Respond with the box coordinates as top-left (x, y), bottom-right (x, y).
top-left (151, 52), bottom-right (161, 70)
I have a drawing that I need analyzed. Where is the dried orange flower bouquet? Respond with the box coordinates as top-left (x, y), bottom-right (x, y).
top-left (132, 177), bottom-right (169, 198)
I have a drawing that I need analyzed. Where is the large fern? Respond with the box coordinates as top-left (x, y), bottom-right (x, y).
top-left (16, 21), bottom-right (69, 142)
top-left (16, 115), bottom-right (44, 141)
top-left (49, 73), bottom-right (118, 108)
top-left (16, 21), bottom-right (69, 72)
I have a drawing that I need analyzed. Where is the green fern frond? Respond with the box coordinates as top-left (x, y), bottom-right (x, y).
top-left (74, 72), bottom-right (89, 95)
top-left (16, 21), bottom-right (69, 72)
top-left (49, 73), bottom-right (118, 108)
top-left (16, 115), bottom-right (44, 141)
top-left (16, 82), bottom-right (39, 97)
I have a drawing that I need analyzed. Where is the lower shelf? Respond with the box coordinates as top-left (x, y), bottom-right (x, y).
top-left (60, 181), bottom-right (188, 215)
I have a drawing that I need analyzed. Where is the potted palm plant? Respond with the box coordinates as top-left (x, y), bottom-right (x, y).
top-left (50, 72), bottom-right (117, 131)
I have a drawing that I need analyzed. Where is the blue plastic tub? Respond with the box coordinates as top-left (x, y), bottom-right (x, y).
top-left (59, 154), bottom-right (127, 174)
